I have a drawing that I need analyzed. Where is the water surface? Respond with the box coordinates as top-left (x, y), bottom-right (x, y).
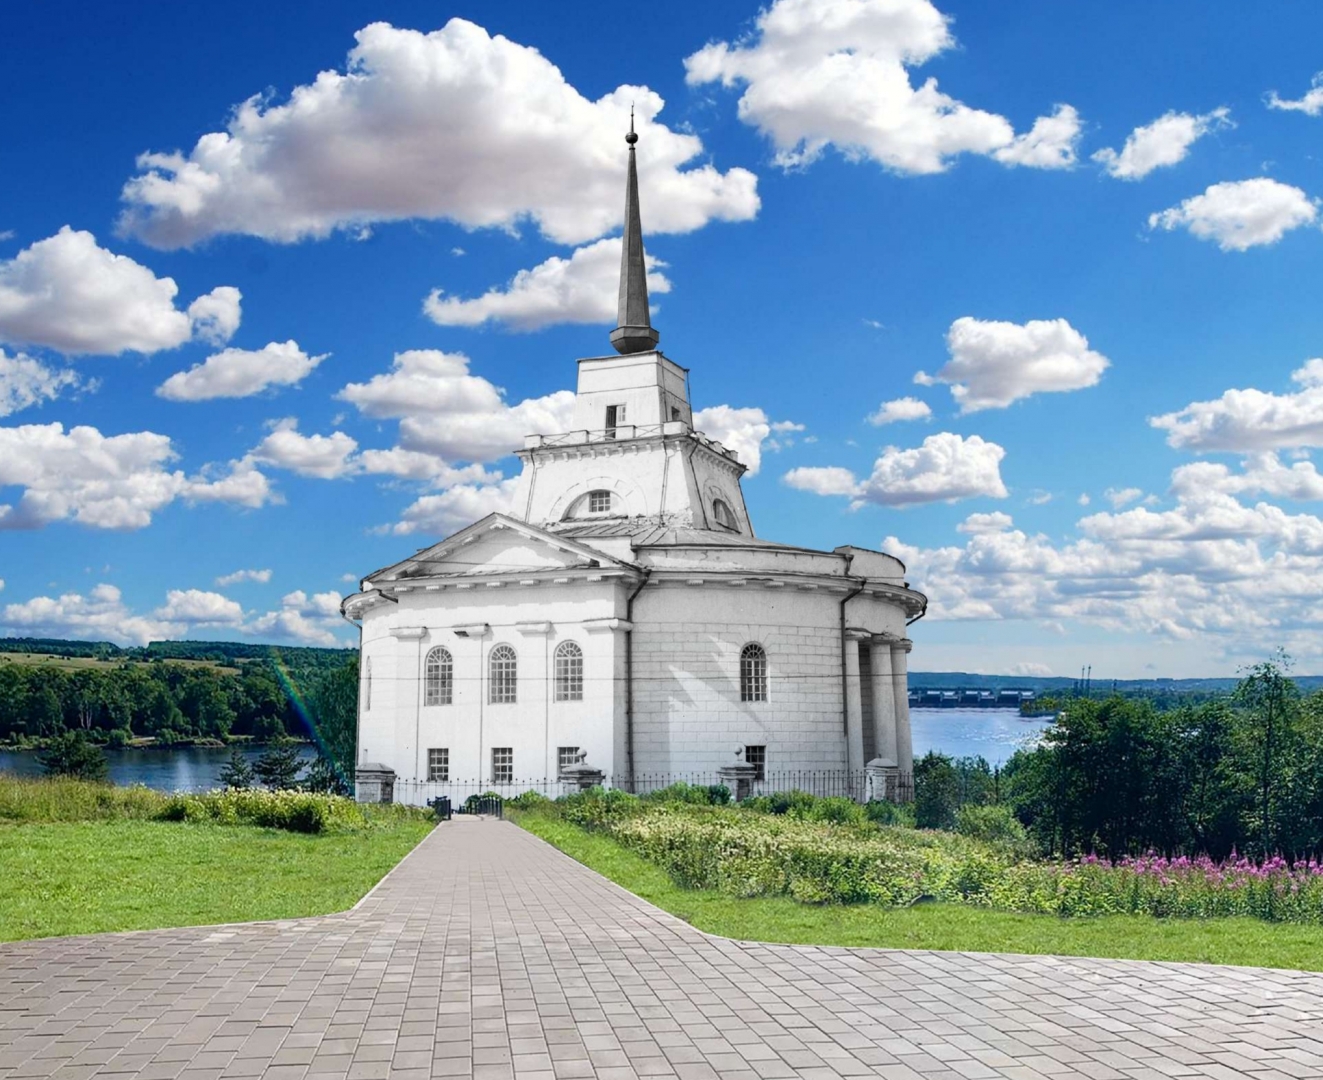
top-left (0, 744), bottom-right (317, 792)
top-left (910, 707), bottom-right (1051, 766)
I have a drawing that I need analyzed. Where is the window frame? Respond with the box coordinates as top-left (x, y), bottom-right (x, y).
top-left (558, 745), bottom-right (581, 773)
top-left (424, 646), bottom-right (453, 707)
top-left (489, 644), bottom-right (518, 704)
top-left (740, 642), bottom-right (768, 703)
top-left (712, 498), bottom-right (738, 531)
top-left (587, 489), bottom-right (612, 514)
top-left (744, 744), bottom-right (766, 782)
top-left (491, 746), bottom-right (514, 784)
top-left (427, 747), bottom-right (449, 782)
top-left (554, 640), bottom-right (585, 702)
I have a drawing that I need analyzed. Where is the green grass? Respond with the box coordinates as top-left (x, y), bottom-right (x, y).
top-left (512, 809), bottom-right (1323, 971)
top-left (0, 817), bottom-right (432, 942)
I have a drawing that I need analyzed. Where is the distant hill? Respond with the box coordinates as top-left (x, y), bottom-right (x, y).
top-left (911, 671), bottom-right (1323, 693)
top-left (0, 636), bottom-right (355, 666)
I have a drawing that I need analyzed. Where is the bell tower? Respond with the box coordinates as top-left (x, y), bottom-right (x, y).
top-left (509, 120), bottom-right (752, 536)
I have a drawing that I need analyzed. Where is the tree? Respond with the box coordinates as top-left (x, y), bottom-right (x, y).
top-left (218, 747), bottom-right (254, 789)
top-left (1235, 654), bottom-right (1296, 856)
top-left (914, 752), bottom-right (960, 830)
top-left (303, 754), bottom-right (350, 796)
top-left (40, 731), bottom-right (109, 782)
top-left (254, 740), bottom-right (304, 790)
top-left (307, 656), bottom-right (358, 783)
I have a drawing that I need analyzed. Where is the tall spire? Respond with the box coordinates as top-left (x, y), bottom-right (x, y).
top-left (609, 109), bottom-right (660, 355)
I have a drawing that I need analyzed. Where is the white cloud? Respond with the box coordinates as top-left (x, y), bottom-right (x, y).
top-left (1267, 73), bottom-right (1323, 117)
top-left (250, 418), bottom-right (358, 479)
top-left (1151, 358), bottom-right (1323, 451)
top-left (424, 238), bottom-right (671, 331)
top-left (337, 349), bottom-right (576, 463)
top-left (1, 584), bottom-right (177, 646)
top-left (215, 568), bottom-right (272, 587)
top-left (390, 478), bottom-right (521, 536)
top-left (0, 351), bottom-right (84, 417)
top-left (684, 0), bottom-right (1079, 175)
top-left (184, 457), bottom-right (278, 509)
top-left (0, 422), bottom-right (276, 530)
top-left (1009, 661), bottom-right (1053, 677)
top-left (157, 340), bottom-right (326, 401)
top-left (154, 589), bottom-right (244, 625)
top-left (1170, 452), bottom-right (1323, 501)
top-left (868, 396), bottom-right (932, 425)
top-left (1078, 493), bottom-right (1091, 506)
top-left (784, 431), bottom-right (1007, 507)
top-left (917, 317), bottom-right (1109, 412)
top-left (185, 285), bottom-right (242, 345)
top-left (1105, 486), bottom-right (1144, 509)
top-left (355, 447), bottom-right (499, 487)
top-left (958, 511), bottom-right (1014, 533)
top-left (1093, 108), bottom-right (1232, 180)
top-left (0, 227), bottom-right (240, 355)
top-left (118, 19), bottom-right (758, 249)
top-left (693, 405), bottom-right (799, 475)
top-left (1148, 178), bottom-right (1318, 251)
top-left (250, 589), bottom-right (350, 646)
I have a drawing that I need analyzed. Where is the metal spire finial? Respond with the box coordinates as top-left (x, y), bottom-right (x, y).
top-left (609, 109), bottom-right (659, 355)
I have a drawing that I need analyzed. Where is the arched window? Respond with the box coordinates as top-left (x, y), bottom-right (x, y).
top-left (363, 657), bottom-right (372, 712)
top-left (588, 489), bottom-right (613, 514)
top-left (489, 644), bottom-right (517, 704)
top-left (425, 646), bottom-right (453, 706)
top-left (554, 641), bottom-right (584, 702)
top-left (740, 643), bottom-right (767, 702)
top-left (712, 499), bottom-right (738, 530)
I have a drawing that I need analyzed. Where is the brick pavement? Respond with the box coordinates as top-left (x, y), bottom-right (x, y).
top-left (2, 817), bottom-right (1322, 1079)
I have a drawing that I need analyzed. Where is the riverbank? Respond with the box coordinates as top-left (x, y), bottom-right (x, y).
top-left (0, 742), bottom-right (320, 792)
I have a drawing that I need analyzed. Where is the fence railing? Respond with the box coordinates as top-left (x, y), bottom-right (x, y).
top-left (388, 770), bottom-right (913, 808)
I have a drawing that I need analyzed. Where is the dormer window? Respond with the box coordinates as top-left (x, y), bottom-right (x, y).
top-left (712, 499), bottom-right (738, 531)
top-left (588, 490), bottom-right (612, 514)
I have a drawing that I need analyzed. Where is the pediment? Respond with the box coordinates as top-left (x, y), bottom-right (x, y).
top-left (366, 513), bottom-right (629, 584)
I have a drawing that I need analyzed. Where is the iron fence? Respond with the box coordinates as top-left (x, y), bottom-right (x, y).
top-left (388, 770), bottom-right (913, 808)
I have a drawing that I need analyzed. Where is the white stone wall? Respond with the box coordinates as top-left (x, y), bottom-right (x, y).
top-left (629, 583), bottom-right (850, 775)
top-left (357, 580), bottom-right (625, 790)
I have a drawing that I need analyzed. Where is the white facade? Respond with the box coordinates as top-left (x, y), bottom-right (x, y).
top-left (344, 348), bottom-right (927, 802)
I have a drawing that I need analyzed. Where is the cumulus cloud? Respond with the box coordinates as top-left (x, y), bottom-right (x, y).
top-left (684, 0), bottom-right (1080, 175)
top-left (157, 340), bottom-right (326, 401)
top-left (1148, 178), bottom-right (1318, 252)
top-left (1093, 108), bottom-right (1232, 180)
top-left (867, 396), bottom-right (932, 425)
top-left (390, 478), bottom-right (521, 536)
top-left (1105, 487), bottom-right (1144, 509)
top-left (0, 422), bottom-right (275, 530)
top-left (424, 238), bottom-right (671, 331)
top-left (118, 19), bottom-right (758, 249)
top-left (1170, 452), bottom-right (1323, 502)
top-left (916, 317), bottom-right (1109, 412)
top-left (1151, 358), bottom-right (1323, 451)
top-left (1, 583), bottom-right (178, 646)
top-left (250, 419), bottom-right (359, 479)
top-left (784, 432), bottom-right (1007, 507)
top-left (337, 349), bottom-right (576, 463)
top-left (1267, 74), bottom-right (1323, 117)
top-left (215, 568), bottom-right (272, 587)
top-left (693, 405), bottom-right (800, 475)
top-left (958, 511), bottom-right (1014, 533)
top-left (0, 351), bottom-right (85, 417)
top-left (0, 228), bottom-right (239, 355)
top-left (155, 589), bottom-right (244, 625)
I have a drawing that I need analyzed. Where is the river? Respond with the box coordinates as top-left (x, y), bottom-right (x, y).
top-left (0, 743), bottom-right (318, 792)
top-left (0, 709), bottom-right (1047, 791)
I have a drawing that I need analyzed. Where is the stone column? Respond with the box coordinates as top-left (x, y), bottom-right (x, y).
top-left (843, 630), bottom-right (868, 786)
top-left (891, 638), bottom-right (914, 784)
top-left (868, 636), bottom-right (899, 766)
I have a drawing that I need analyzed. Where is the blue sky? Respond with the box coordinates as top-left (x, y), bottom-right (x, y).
top-left (4, 0), bottom-right (1323, 676)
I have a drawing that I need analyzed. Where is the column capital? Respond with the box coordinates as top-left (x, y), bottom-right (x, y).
top-left (844, 627), bottom-right (872, 641)
top-left (870, 632), bottom-right (900, 646)
top-left (892, 637), bottom-right (914, 653)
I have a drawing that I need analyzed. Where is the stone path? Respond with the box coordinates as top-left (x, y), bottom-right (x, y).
top-left (2, 820), bottom-right (1323, 1080)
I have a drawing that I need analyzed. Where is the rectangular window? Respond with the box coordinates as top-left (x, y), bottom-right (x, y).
top-left (427, 748), bottom-right (449, 782)
top-left (492, 747), bottom-right (513, 784)
top-left (558, 746), bottom-right (581, 772)
top-left (588, 490), bottom-right (611, 513)
top-left (745, 745), bottom-right (766, 782)
top-left (604, 404), bottom-right (626, 438)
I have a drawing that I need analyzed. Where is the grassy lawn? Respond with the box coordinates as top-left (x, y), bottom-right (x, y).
top-left (513, 809), bottom-right (1323, 971)
top-left (0, 817), bottom-right (432, 942)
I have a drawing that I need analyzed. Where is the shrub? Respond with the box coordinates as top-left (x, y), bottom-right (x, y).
top-left (956, 804), bottom-right (1033, 855)
top-left (39, 732), bottom-right (109, 782)
top-left (865, 799), bottom-right (915, 828)
top-left (644, 782), bottom-right (731, 806)
top-left (157, 789), bottom-right (371, 833)
top-left (0, 774), bottom-right (165, 822)
top-left (507, 790), bottom-right (552, 811)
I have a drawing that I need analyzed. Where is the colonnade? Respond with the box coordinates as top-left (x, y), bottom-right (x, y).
top-left (844, 631), bottom-right (914, 796)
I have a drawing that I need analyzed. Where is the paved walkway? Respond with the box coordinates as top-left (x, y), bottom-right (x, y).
top-left (2, 821), bottom-right (1322, 1080)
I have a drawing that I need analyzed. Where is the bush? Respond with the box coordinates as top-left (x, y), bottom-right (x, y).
top-left (507, 790), bottom-right (552, 811)
top-left (39, 731), bottom-right (109, 782)
top-left (158, 789), bottom-right (371, 833)
top-left (0, 774), bottom-right (165, 822)
top-left (956, 804), bottom-right (1032, 854)
top-left (644, 782), bottom-right (730, 806)
top-left (865, 799), bottom-right (915, 828)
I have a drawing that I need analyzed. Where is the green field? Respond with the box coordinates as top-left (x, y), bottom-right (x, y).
top-left (513, 809), bottom-right (1323, 971)
top-left (0, 652), bottom-right (239, 674)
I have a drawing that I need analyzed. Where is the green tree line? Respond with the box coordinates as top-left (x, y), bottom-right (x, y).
top-left (919, 659), bottom-right (1323, 860)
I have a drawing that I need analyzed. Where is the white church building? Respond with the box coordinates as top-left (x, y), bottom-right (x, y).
top-left (343, 122), bottom-right (927, 804)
